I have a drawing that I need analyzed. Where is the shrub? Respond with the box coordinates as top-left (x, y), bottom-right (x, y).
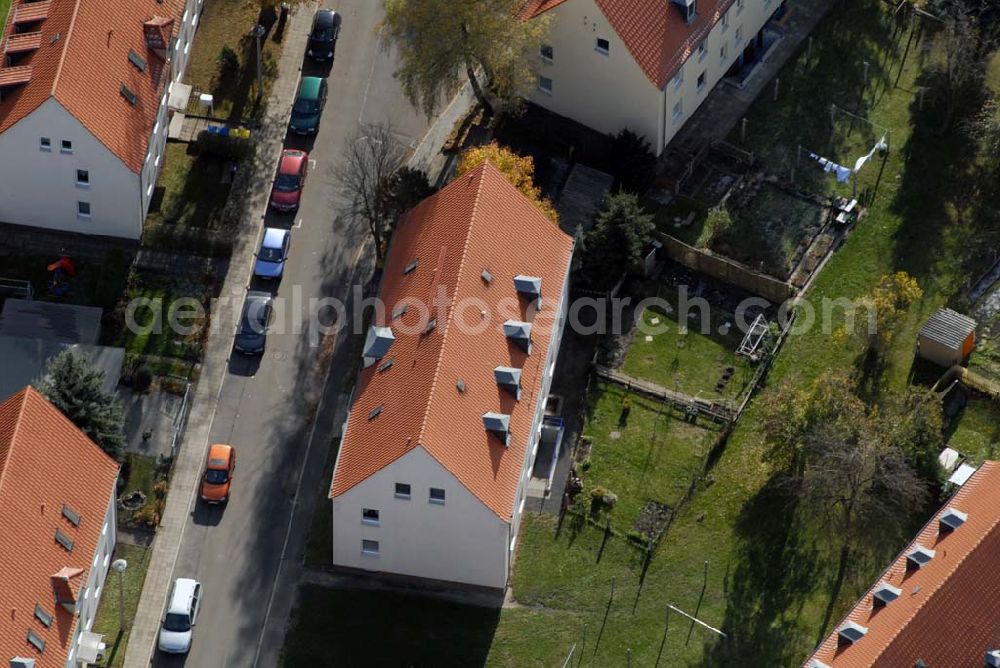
top-left (590, 487), bottom-right (618, 514)
top-left (133, 365), bottom-right (154, 393)
top-left (217, 46), bottom-right (240, 83)
top-left (196, 130), bottom-right (253, 160)
top-left (580, 457), bottom-right (592, 472)
top-left (153, 480), bottom-right (169, 499)
top-left (604, 129), bottom-right (657, 194)
top-left (626, 529), bottom-right (650, 546)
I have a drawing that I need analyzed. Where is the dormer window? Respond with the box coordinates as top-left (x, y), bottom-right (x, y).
top-left (483, 412), bottom-right (511, 446)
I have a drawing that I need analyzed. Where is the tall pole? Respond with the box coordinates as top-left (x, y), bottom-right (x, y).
top-left (111, 559), bottom-right (128, 631)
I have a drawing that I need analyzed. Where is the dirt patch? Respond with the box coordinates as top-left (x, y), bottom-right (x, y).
top-left (633, 500), bottom-right (672, 541)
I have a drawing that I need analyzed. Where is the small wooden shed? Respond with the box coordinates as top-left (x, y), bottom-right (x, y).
top-left (916, 308), bottom-right (977, 368)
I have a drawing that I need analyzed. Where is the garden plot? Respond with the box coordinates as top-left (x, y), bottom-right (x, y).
top-left (709, 181), bottom-right (828, 281)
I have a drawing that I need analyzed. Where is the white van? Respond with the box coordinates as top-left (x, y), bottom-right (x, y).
top-left (158, 578), bottom-right (202, 654)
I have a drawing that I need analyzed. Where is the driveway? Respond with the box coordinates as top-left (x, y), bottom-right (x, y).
top-left (151, 2), bottom-right (430, 666)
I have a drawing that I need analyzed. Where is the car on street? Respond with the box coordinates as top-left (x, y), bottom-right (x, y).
top-left (270, 149), bottom-right (308, 212)
top-left (200, 443), bottom-right (236, 504)
top-left (289, 76), bottom-right (327, 134)
top-left (234, 291), bottom-right (273, 355)
top-left (307, 9), bottom-right (341, 61)
top-left (254, 227), bottom-right (291, 280)
top-left (158, 578), bottom-right (202, 654)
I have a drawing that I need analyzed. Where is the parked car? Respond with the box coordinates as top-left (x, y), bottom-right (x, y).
top-left (254, 227), bottom-right (290, 280)
top-left (158, 578), bottom-right (202, 654)
top-left (234, 291), bottom-right (273, 355)
top-left (200, 443), bottom-right (236, 504)
top-left (307, 9), bottom-right (341, 61)
top-left (289, 76), bottom-right (327, 134)
top-left (269, 149), bottom-right (308, 212)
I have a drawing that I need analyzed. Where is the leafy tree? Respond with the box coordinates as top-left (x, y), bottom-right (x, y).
top-left (457, 142), bottom-right (558, 222)
top-left (380, 0), bottom-right (551, 116)
top-left (881, 386), bottom-right (944, 482)
top-left (36, 350), bottom-right (125, 461)
top-left (837, 271), bottom-right (922, 352)
top-left (931, 2), bottom-right (993, 132)
top-left (604, 129), bottom-right (657, 194)
top-left (581, 193), bottom-right (655, 289)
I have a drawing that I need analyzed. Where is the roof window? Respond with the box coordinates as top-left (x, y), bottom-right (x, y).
top-left (836, 620), bottom-right (867, 646)
top-left (120, 83), bottom-right (138, 106)
top-left (939, 506), bottom-right (967, 533)
top-left (905, 544), bottom-right (935, 570)
top-left (872, 581), bottom-right (901, 608)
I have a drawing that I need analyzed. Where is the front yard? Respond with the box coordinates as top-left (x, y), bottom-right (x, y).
top-left (92, 544), bottom-right (152, 668)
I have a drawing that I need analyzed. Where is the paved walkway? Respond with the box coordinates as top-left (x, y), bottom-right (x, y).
top-left (670, 0), bottom-right (838, 155)
top-left (122, 6), bottom-right (316, 666)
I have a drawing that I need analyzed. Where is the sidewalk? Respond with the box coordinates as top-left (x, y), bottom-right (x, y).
top-left (122, 6), bottom-right (316, 666)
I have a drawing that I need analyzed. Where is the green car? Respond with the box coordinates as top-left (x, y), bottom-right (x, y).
top-left (289, 77), bottom-right (327, 135)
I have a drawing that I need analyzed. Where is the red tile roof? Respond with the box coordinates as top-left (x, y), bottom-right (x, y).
top-left (0, 387), bottom-right (120, 667)
top-left (0, 0), bottom-right (185, 173)
top-left (805, 461), bottom-right (1000, 667)
top-left (330, 162), bottom-right (574, 519)
top-left (525, 0), bottom-right (737, 88)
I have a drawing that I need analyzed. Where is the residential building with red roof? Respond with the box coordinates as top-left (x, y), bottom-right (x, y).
top-left (0, 386), bottom-right (121, 668)
top-left (0, 0), bottom-right (202, 239)
top-left (804, 460), bottom-right (1000, 667)
top-left (328, 162), bottom-right (574, 589)
top-left (524, 0), bottom-right (785, 154)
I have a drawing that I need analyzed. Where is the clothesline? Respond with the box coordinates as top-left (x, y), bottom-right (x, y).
top-left (807, 134), bottom-right (887, 184)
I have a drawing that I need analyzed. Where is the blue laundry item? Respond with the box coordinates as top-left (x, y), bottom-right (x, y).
top-left (836, 165), bottom-right (851, 183)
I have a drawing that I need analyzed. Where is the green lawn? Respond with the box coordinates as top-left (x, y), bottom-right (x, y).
top-left (622, 302), bottom-right (750, 400)
top-left (147, 144), bottom-right (232, 231)
top-left (946, 396), bottom-right (1000, 463)
top-left (0, 0), bottom-right (9, 30)
top-left (92, 544), bottom-right (152, 668)
top-left (492, 2), bottom-right (1000, 665)
top-left (281, 587), bottom-right (500, 667)
top-left (643, 194), bottom-right (708, 246)
top-left (580, 382), bottom-right (719, 528)
top-left (112, 271), bottom-right (210, 362)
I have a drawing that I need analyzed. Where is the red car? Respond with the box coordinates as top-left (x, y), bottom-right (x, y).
top-left (270, 149), bottom-right (308, 211)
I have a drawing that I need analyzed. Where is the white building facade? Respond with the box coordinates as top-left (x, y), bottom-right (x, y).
top-left (529, 0), bottom-right (783, 154)
top-left (67, 491), bottom-right (118, 667)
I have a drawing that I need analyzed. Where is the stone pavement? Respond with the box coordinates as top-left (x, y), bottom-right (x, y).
top-left (122, 5), bottom-right (317, 666)
top-left (670, 0), bottom-right (838, 155)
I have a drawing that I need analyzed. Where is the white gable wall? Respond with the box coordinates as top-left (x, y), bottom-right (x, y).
top-left (0, 99), bottom-right (142, 238)
top-left (331, 447), bottom-right (511, 589)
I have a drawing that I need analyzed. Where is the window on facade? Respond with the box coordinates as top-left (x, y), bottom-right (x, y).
top-left (735, 26), bottom-right (743, 45)
top-left (722, 10), bottom-right (729, 31)
top-left (429, 487), bottom-right (446, 504)
top-left (40, 137), bottom-right (51, 150)
top-left (720, 43), bottom-right (728, 63)
top-left (362, 508), bottom-right (380, 525)
top-left (61, 140), bottom-right (73, 153)
top-left (538, 76), bottom-right (553, 94)
top-left (737, 0), bottom-right (745, 13)
top-left (361, 539), bottom-right (380, 556)
top-left (540, 44), bottom-right (553, 61)
top-left (697, 71), bottom-right (707, 92)
top-left (77, 201), bottom-right (91, 217)
top-left (394, 482), bottom-right (411, 499)
top-left (697, 40), bottom-right (707, 61)
top-left (76, 169), bottom-right (89, 185)
top-left (671, 67), bottom-right (683, 90)
top-left (595, 38), bottom-right (610, 55)
top-left (673, 100), bottom-right (683, 122)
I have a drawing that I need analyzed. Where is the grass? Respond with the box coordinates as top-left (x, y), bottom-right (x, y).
top-left (303, 438), bottom-right (340, 569)
top-left (0, 1), bottom-right (9, 34)
top-left (280, 586), bottom-right (500, 667)
top-left (112, 272), bottom-right (210, 361)
top-left (622, 302), bottom-right (750, 400)
top-left (146, 144), bottom-right (232, 230)
top-left (490, 2), bottom-right (1000, 665)
top-left (92, 544), bottom-right (152, 668)
top-left (946, 396), bottom-right (1000, 463)
top-left (580, 382), bottom-right (719, 528)
top-left (643, 194), bottom-right (708, 246)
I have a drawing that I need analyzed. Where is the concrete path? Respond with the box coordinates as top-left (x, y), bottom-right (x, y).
top-left (125, 1), bottom-right (457, 666)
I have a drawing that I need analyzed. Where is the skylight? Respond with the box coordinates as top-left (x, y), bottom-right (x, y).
top-left (61, 504), bottom-right (80, 527)
top-left (128, 49), bottom-right (147, 73)
top-left (120, 83), bottom-right (138, 106)
top-left (54, 528), bottom-right (74, 552)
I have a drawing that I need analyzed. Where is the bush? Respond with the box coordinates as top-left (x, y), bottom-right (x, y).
top-left (590, 487), bottom-right (618, 514)
top-left (133, 365), bottom-right (154, 393)
top-left (580, 457), bottom-right (592, 472)
top-left (626, 529), bottom-right (650, 546)
top-left (153, 480), bottom-right (169, 500)
top-left (604, 129), bottom-right (657, 194)
top-left (196, 130), bottom-right (253, 160)
top-left (217, 46), bottom-right (240, 83)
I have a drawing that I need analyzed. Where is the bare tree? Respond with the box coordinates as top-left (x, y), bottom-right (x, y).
top-left (933, 2), bottom-right (991, 132)
top-left (337, 123), bottom-right (409, 262)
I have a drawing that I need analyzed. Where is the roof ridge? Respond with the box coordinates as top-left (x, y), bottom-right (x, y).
top-left (415, 165), bottom-right (488, 448)
top-left (50, 0), bottom-right (83, 98)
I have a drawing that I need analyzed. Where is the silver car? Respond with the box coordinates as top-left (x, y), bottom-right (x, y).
top-left (158, 578), bottom-right (201, 654)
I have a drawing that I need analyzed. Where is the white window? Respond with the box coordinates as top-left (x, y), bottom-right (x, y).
top-left (595, 38), bottom-right (610, 55)
top-left (77, 201), bottom-right (91, 218)
top-left (538, 76), bottom-right (553, 94)
top-left (361, 539), bottom-right (379, 557)
top-left (362, 508), bottom-right (380, 526)
top-left (429, 488), bottom-right (446, 504)
top-left (95, 586), bottom-right (101, 599)
top-left (737, 0), bottom-right (745, 13)
top-left (147, 184), bottom-right (154, 198)
top-left (155, 154), bottom-right (161, 167)
top-left (697, 71), bottom-right (707, 92)
top-left (394, 482), bottom-right (411, 499)
top-left (671, 66), bottom-right (684, 90)
top-left (540, 44), bottom-right (553, 62)
top-left (720, 42), bottom-right (728, 63)
top-left (153, 121), bottom-right (159, 135)
top-left (697, 40), bottom-right (707, 62)
top-left (184, 41), bottom-right (190, 55)
top-left (104, 553), bottom-right (110, 567)
top-left (673, 99), bottom-right (683, 122)
top-left (722, 10), bottom-right (729, 31)
top-left (40, 137), bottom-right (51, 151)
top-left (61, 140), bottom-right (73, 154)
top-left (76, 169), bottom-right (90, 186)
top-left (101, 522), bottom-right (108, 537)
top-left (735, 26), bottom-right (743, 45)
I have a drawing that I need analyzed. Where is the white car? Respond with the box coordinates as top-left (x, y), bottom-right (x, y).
top-left (158, 578), bottom-right (202, 654)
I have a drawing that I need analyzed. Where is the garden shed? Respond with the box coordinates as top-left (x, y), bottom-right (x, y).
top-left (916, 308), bottom-right (977, 368)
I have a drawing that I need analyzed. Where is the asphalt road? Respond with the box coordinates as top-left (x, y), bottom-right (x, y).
top-left (154, 2), bottom-right (428, 666)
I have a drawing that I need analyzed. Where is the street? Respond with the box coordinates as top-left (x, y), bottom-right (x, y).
top-left (153, 2), bottom-right (429, 666)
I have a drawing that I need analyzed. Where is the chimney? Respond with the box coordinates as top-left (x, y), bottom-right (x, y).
top-left (362, 326), bottom-right (395, 367)
top-left (143, 17), bottom-right (174, 58)
top-left (51, 567), bottom-right (84, 614)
